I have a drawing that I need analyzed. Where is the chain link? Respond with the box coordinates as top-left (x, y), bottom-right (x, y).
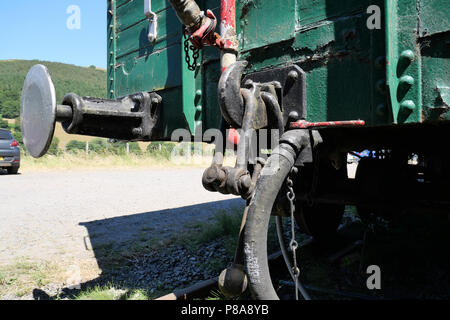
top-left (183, 32), bottom-right (200, 72)
top-left (286, 170), bottom-right (300, 300)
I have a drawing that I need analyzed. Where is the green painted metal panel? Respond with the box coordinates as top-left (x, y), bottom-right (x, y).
top-left (419, 0), bottom-right (450, 37)
top-left (116, 0), bottom-right (169, 32)
top-left (108, 0), bottom-right (448, 140)
top-left (238, 0), bottom-right (297, 51)
top-left (385, 0), bottom-right (422, 124)
top-left (239, 0), bottom-right (386, 126)
top-left (107, 0), bottom-right (117, 99)
top-left (181, 42), bottom-right (204, 133)
top-left (109, 0), bottom-right (221, 137)
top-left (297, 0), bottom-right (366, 26)
top-left (421, 32), bottom-right (450, 121)
top-left (116, 8), bottom-right (180, 58)
top-left (115, 42), bottom-right (182, 93)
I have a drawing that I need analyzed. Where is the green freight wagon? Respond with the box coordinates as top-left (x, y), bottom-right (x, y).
top-left (20, 0), bottom-right (449, 300)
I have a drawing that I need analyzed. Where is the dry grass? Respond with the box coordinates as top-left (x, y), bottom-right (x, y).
top-left (20, 153), bottom-right (237, 172)
top-left (0, 259), bottom-right (62, 298)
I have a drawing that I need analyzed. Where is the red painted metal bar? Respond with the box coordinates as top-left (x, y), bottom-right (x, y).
top-left (220, 0), bottom-right (238, 73)
top-left (220, 0), bottom-right (237, 51)
top-left (290, 120), bottom-right (366, 129)
top-left (220, 0), bottom-right (239, 142)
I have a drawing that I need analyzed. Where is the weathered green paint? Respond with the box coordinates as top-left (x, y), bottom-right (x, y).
top-left (418, 0), bottom-right (450, 37)
top-left (181, 39), bottom-right (203, 133)
top-left (107, 0), bottom-right (117, 99)
top-left (385, 0), bottom-right (422, 124)
top-left (107, 0), bottom-right (448, 140)
top-left (239, 0), bottom-right (296, 51)
top-left (421, 32), bottom-right (450, 121)
top-left (239, 0), bottom-right (386, 125)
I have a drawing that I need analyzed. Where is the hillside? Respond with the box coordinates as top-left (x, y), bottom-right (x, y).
top-left (0, 60), bottom-right (107, 119)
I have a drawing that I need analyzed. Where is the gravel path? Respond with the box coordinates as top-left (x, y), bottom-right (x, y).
top-left (0, 168), bottom-right (243, 275)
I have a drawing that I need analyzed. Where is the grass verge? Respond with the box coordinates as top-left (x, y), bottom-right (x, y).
top-left (73, 285), bottom-right (149, 300)
top-left (20, 153), bottom-right (237, 172)
top-left (0, 259), bottom-right (62, 298)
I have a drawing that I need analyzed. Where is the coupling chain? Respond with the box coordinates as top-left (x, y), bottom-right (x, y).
top-left (286, 169), bottom-right (300, 300)
top-left (184, 31), bottom-right (200, 71)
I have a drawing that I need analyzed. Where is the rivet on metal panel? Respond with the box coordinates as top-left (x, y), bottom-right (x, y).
top-left (195, 106), bottom-right (202, 119)
top-left (399, 50), bottom-right (415, 62)
top-left (376, 104), bottom-right (387, 117)
top-left (397, 49), bottom-right (415, 76)
top-left (400, 100), bottom-right (416, 112)
top-left (376, 80), bottom-right (387, 95)
top-left (399, 75), bottom-right (414, 87)
top-left (375, 56), bottom-right (386, 69)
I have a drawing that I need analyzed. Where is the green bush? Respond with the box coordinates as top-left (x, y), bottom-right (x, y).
top-left (108, 141), bottom-right (142, 155)
top-left (147, 142), bottom-right (176, 159)
top-left (47, 137), bottom-right (61, 156)
top-left (0, 117), bottom-right (8, 129)
top-left (65, 139), bottom-right (142, 155)
top-left (66, 140), bottom-right (86, 153)
top-left (13, 118), bottom-right (21, 132)
top-left (0, 60), bottom-right (106, 119)
top-left (89, 138), bottom-right (108, 154)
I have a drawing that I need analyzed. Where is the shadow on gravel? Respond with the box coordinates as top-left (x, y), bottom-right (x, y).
top-left (32, 198), bottom-right (245, 300)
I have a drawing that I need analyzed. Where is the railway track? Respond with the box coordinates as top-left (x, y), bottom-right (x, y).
top-left (154, 212), bottom-right (450, 301)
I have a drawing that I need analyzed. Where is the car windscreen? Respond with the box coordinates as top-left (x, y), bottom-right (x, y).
top-left (0, 131), bottom-right (13, 140)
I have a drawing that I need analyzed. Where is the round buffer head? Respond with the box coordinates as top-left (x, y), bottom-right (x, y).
top-left (20, 64), bottom-right (57, 158)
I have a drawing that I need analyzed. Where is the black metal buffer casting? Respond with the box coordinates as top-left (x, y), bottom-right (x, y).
top-left (20, 64), bottom-right (162, 158)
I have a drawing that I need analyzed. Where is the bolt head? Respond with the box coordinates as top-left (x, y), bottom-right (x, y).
top-left (288, 111), bottom-right (300, 121)
top-left (288, 71), bottom-right (299, 81)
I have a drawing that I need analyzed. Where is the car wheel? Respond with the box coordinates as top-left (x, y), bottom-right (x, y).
top-left (7, 167), bottom-right (19, 175)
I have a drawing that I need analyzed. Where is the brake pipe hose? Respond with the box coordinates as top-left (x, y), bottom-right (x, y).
top-left (244, 130), bottom-right (310, 300)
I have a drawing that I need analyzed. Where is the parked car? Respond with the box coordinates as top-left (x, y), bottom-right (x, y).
top-left (0, 129), bottom-right (20, 174)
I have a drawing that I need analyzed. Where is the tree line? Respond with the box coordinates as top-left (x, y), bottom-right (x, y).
top-left (0, 59), bottom-right (107, 119)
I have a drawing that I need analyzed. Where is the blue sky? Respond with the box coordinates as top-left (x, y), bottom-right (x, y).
top-left (0, 1), bottom-right (107, 68)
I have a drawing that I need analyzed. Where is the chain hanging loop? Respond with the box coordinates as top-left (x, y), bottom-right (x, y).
top-left (183, 30), bottom-right (200, 71)
top-left (286, 169), bottom-right (301, 300)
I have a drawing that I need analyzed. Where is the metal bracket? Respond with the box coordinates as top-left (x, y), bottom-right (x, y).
top-left (145, 0), bottom-right (158, 43)
top-left (243, 65), bottom-right (307, 127)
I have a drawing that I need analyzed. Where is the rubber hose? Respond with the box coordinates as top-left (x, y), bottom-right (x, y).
top-left (244, 130), bottom-right (309, 300)
top-left (168, 0), bottom-right (203, 30)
